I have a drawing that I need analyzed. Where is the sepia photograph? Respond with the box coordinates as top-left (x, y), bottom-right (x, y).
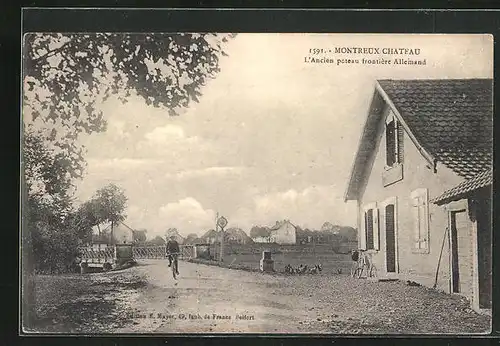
top-left (21, 32), bottom-right (493, 335)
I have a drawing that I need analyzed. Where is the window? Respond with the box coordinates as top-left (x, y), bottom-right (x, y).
top-left (362, 203), bottom-right (380, 250)
top-left (385, 113), bottom-right (404, 168)
top-left (411, 188), bottom-right (430, 253)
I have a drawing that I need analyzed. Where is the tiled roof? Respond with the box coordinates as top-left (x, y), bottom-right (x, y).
top-left (270, 220), bottom-right (296, 231)
top-left (432, 169), bottom-right (493, 205)
top-left (378, 79), bottom-right (493, 179)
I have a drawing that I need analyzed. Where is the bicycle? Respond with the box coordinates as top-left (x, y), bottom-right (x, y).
top-left (166, 252), bottom-right (181, 280)
top-left (350, 249), bottom-right (378, 279)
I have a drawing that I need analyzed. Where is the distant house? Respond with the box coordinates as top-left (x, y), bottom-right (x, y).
top-left (344, 79), bottom-right (492, 312)
top-left (91, 220), bottom-right (135, 248)
top-left (252, 236), bottom-right (273, 243)
top-left (269, 220), bottom-right (297, 245)
top-left (224, 228), bottom-right (253, 244)
top-left (132, 229), bottom-right (147, 243)
top-left (201, 229), bottom-right (218, 244)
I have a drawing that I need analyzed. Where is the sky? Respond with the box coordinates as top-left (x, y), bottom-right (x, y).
top-left (66, 34), bottom-right (492, 238)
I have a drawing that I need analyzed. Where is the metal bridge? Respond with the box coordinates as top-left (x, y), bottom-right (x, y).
top-left (132, 244), bottom-right (195, 260)
top-left (78, 244), bottom-right (196, 263)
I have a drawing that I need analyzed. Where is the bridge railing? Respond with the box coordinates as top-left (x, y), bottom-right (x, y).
top-left (133, 246), bottom-right (167, 259)
top-left (131, 245), bottom-right (195, 260)
top-left (78, 246), bottom-right (116, 264)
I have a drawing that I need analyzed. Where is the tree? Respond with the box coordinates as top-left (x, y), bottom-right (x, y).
top-left (165, 228), bottom-right (185, 244)
top-left (249, 226), bottom-right (271, 239)
top-left (132, 229), bottom-right (148, 243)
top-left (146, 236), bottom-right (166, 246)
top-left (338, 226), bottom-right (357, 242)
top-left (320, 222), bottom-right (335, 233)
top-left (92, 183), bottom-right (127, 224)
top-left (80, 183), bottom-right (127, 243)
top-left (184, 233), bottom-right (199, 244)
top-left (23, 129), bottom-right (75, 219)
top-left (22, 33), bottom-right (235, 328)
top-left (23, 33), bottom-right (236, 180)
top-left (23, 32), bottom-right (235, 254)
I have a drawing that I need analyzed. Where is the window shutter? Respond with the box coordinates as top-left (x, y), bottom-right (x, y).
top-left (396, 121), bottom-right (404, 164)
top-left (366, 209), bottom-right (374, 250)
top-left (360, 212), bottom-right (367, 250)
top-left (411, 196), bottom-right (421, 249)
top-left (373, 208), bottom-right (380, 250)
top-left (411, 188), bottom-right (430, 251)
top-left (386, 120), bottom-right (396, 166)
top-left (418, 201), bottom-right (427, 249)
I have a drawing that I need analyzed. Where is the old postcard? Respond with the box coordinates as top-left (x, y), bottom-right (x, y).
top-left (21, 33), bottom-right (493, 335)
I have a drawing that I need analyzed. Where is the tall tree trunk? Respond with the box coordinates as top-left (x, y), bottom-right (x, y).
top-left (21, 156), bottom-right (35, 331)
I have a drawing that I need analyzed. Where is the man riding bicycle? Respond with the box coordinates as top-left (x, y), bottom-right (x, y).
top-left (166, 235), bottom-right (180, 276)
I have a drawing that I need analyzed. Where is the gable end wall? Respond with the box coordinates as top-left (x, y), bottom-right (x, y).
top-left (359, 106), bottom-right (465, 292)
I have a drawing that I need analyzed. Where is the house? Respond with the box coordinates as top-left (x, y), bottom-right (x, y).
top-left (344, 79), bottom-right (492, 312)
top-left (201, 229), bottom-right (218, 244)
top-left (269, 220), bottom-right (297, 244)
top-left (132, 229), bottom-right (147, 243)
top-left (224, 228), bottom-right (253, 244)
top-left (91, 220), bottom-right (135, 247)
top-left (252, 236), bottom-right (273, 243)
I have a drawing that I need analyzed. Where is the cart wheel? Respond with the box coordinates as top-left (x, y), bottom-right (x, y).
top-left (350, 262), bottom-right (358, 278)
top-left (103, 263), bottom-right (112, 271)
top-left (357, 266), bottom-right (365, 279)
top-left (369, 265), bottom-right (378, 278)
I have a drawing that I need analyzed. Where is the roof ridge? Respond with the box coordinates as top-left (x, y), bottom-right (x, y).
top-left (345, 78), bottom-right (493, 201)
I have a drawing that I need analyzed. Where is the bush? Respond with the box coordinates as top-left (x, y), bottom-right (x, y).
top-left (31, 220), bottom-right (81, 274)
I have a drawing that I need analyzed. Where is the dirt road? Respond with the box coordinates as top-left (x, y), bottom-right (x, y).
top-left (32, 259), bottom-right (491, 334)
top-left (114, 259), bottom-right (322, 333)
top-left (113, 260), bottom-right (490, 334)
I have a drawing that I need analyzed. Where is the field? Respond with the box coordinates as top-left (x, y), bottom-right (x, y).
top-left (207, 243), bottom-right (355, 274)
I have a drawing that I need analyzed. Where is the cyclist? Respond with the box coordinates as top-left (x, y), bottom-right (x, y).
top-left (166, 235), bottom-right (180, 276)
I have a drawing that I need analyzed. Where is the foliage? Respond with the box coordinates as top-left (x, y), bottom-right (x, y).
top-left (224, 228), bottom-right (254, 244)
top-left (29, 197), bottom-right (82, 274)
top-left (295, 223), bottom-right (357, 245)
top-left (165, 228), bottom-right (185, 243)
top-left (23, 33), bottom-right (236, 184)
top-left (249, 226), bottom-right (271, 239)
top-left (24, 129), bottom-right (81, 274)
top-left (91, 183), bottom-right (128, 224)
top-left (132, 229), bottom-right (148, 243)
top-left (23, 33), bottom-right (235, 268)
top-left (338, 226), bottom-right (357, 242)
top-left (146, 236), bottom-right (166, 246)
top-left (23, 128), bottom-right (75, 217)
top-left (185, 233), bottom-right (198, 242)
top-left (320, 222), bottom-right (339, 233)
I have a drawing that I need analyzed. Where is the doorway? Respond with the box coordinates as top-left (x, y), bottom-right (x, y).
top-left (476, 191), bottom-right (492, 309)
top-left (385, 204), bottom-right (396, 273)
top-left (449, 209), bottom-right (473, 297)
